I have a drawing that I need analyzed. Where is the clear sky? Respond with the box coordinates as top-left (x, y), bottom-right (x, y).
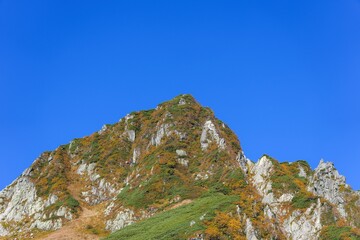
top-left (1, 0), bottom-right (359, 190)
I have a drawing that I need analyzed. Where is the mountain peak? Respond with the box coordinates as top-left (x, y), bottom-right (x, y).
top-left (154, 94), bottom-right (207, 114)
top-left (0, 96), bottom-right (359, 240)
top-left (172, 93), bottom-right (197, 103)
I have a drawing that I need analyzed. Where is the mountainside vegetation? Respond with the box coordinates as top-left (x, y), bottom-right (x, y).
top-left (0, 94), bottom-right (359, 240)
top-left (106, 193), bottom-right (238, 240)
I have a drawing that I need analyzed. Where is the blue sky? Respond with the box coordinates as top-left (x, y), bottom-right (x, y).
top-left (1, 0), bottom-right (359, 190)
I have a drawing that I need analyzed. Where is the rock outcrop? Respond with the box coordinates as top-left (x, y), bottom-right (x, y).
top-left (0, 94), bottom-right (359, 240)
top-left (283, 199), bottom-right (322, 240)
top-left (308, 160), bottom-right (348, 218)
top-left (0, 175), bottom-right (72, 235)
top-left (105, 208), bottom-right (136, 232)
top-left (248, 156), bottom-right (348, 239)
top-left (245, 217), bottom-right (259, 240)
top-left (200, 120), bottom-right (226, 150)
top-left (251, 155), bottom-right (275, 204)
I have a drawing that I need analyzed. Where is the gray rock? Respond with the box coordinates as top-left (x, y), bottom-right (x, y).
top-left (132, 147), bottom-right (141, 164)
top-left (87, 163), bottom-right (96, 174)
top-left (151, 123), bottom-right (172, 146)
top-left (45, 194), bottom-right (58, 207)
top-left (283, 199), bottom-right (322, 240)
top-left (175, 150), bottom-right (189, 166)
top-left (195, 173), bottom-right (209, 181)
top-left (78, 163), bottom-right (100, 182)
top-left (124, 114), bottom-right (134, 123)
top-left (245, 217), bottom-right (258, 240)
top-left (0, 176), bottom-right (67, 236)
top-left (264, 205), bottom-right (275, 219)
top-left (47, 155), bottom-right (53, 162)
top-left (0, 177), bottom-right (44, 222)
top-left (200, 120), bottom-right (225, 151)
top-left (106, 208), bottom-right (135, 232)
top-left (126, 130), bottom-right (136, 142)
top-left (298, 165), bottom-right (307, 178)
top-left (77, 163), bottom-right (87, 175)
top-left (278, 193), bottom-right (294, 203)
top-left (55, 206), bottom-right (73, 220)
top-left (77, 163), bottom-right (117, 204)
top-left (0, 224), bottom-right (9, 237)
top-left (176, 149), bottom-right (187, 157)
top-left (174, 130), bottom-right (186, 141)
top-left (308, 159), bottom-right (347, 218)
top-left (98, 124), bottom-right (108, 134)
top-left (83, 178), bottom-right (117, 205)
top-left (176, 158), bottom-right (189, 167)
top-left (31, 219), bottom-right (62, 231)
top-left (104, 202), bottom-right (115, 216)
top-left (22, 167), bottom-right (33, 177)
top-left (251, 156), bottom-right (275, 204)
top-left (178, 98), bottom-right (186, 105)
top-left (236, 151), bottom-right (251, 174)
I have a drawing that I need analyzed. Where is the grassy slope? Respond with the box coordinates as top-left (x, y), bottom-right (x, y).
top-left (104, 193), bottom-right (238, 240)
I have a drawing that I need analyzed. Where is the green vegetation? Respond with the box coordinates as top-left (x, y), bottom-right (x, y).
top-left (272, 174), bottom-right (300, 192)
top-left (263, 157), bottom-right (319, 210)
top-left (49, 195), bottom-right (80, 214)
top-left (69, 138), bottom-right (81, 153)
top-left (117, 171), bottom-right (204, 209)
top-left (267, 157), bottom-right (312, 201)
top-left (66, 195), bottom-right (80, 212)
top-left (7, 95), bottom-right (360, 239)
top-left (106, 193), bottom-right (238, 240)
top-left (31, 149), bottom-right (71, 198)
top-left (321, 203), bottom-right (337, 226)
top-left (296, 160), bottom-right (311, 169)
top-left (320, 225), bottom-right (360, 240)
top-left (209, 182), bottom-right (230, 195)
top-left (291, 193), bottom-right (317, 209)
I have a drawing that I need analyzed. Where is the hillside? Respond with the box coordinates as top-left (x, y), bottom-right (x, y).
top-left (0, 94), bottom-right (359, 240)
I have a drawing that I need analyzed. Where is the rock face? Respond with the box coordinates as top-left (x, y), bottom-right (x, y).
top-left (0, 175), bottom-right (70, 235)
top-left (0, 177), bottom-right (41, 222)
top-left (77, 163), bottom-right (117, 205)
top-left (251, 155), bottom-right (274, 203)
top-left (247, 156), bottom-right (348, 239)
top-left (298, 165), bottom-right (307, 178)
top-left (236, 151), bottom-right (251, 174)
top-left (283, 199), bottom-right (322, 240)
top-left (245, 218), bottom-right (259, 240)
top-left (105, 208), bottom-right (136, 232)
top-left (0, 224), bottom-right (9, 237)
top-left (308, 160), bottom-right (348, 218)
top-left (105, 206), bottom-right (151, 233)
top-left (200, 120), bottom-right (226, 150)
top-left (0, 94), bottom-right (359, 240)
top-left (31, 218), bottom-right (62, 231)
top-left (151, 123), bottom-right (172, 146)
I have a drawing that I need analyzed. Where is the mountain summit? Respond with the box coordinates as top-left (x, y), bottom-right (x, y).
top-left (0, 95), bottom-right (359, 240)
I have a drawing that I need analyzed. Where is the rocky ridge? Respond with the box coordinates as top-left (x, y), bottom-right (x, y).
top-left (0, 94), bottom-right (359, 240)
